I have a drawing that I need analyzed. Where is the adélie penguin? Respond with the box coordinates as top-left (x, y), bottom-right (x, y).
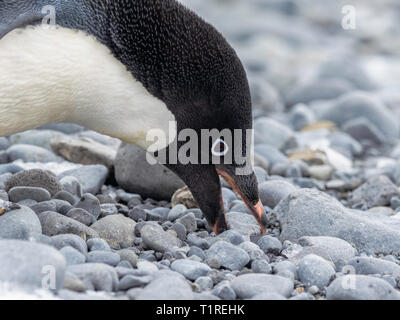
top-left (0, 0), bottom-right (268, 234)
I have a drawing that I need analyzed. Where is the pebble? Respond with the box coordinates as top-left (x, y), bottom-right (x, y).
top-left (176, 213), bottom-right (197, 233)
top-left (0, 206), bottom-right (42, 240)
top-left (230, 273), bottom-right (294, 299)
top-left (38, 211), bottom-right (99, 239)
top-left (57, 165), bottom-right (108, 195)
top-left (206, 241), bottom-right (250, 271)
top-left (8, 186), bottom-right (51, 203)
top-left (217, 230), bottom-right (245, 245)
top-left (251, 259), bottom-right (272, 274)
top-left (212, 281), bottom-right (237, 300)
top-left (117, 249), bottom-right (138, 267)
top-left (51, 234), bottom-right (88, 255)
top-left (60, 246), bottom-right (86, 265)
top-left (5, 169), bottom-right (62, 195)
top-left (7, 144), bottom-right (61, 163)
top-left (87, 251), bottom-right (121, 266)
top-left (91, 214), bottom-right (136, 249)
top-left (326, 275), bottom-right (400, 300)
top-left (0, 240), bottom-right (66, 291)
top-left (257, 235), bottom-right (283, 255)
top-left (297, 254), bottom-right (335, 289)
top-left (275, 188), bottom-right (400, 254)
top-left (171, 259), bottom-right (212, 280)
top-left (74, 193), bottom-right (101, 219)
top-left (67, 263), bottom-right (118, 292)
top-left (66, 208), bottom-right (97, 226)
top-left (347, 257), bottom-right (400, 278)
top-left (87, 238), bottom-right (111, 252)
top-left (140, 223), bottom-right (183, 253)
top-left (118, 275), bottom-right (152, 290)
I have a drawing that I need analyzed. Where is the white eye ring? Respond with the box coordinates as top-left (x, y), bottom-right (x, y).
top-left (211, 138), bottom-right (229, 157)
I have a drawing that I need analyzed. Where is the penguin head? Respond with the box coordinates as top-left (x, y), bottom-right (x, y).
top-left (164, 56), bottom-right (268, 235)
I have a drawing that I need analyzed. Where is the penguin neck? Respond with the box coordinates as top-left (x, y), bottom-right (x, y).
top-left (0, 25), bottom-right (176, 150)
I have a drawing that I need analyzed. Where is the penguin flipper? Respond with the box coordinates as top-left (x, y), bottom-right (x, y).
top-left (0, 1), bottom-right (45, 39)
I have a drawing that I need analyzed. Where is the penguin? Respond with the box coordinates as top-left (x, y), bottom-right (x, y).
top-left (0, 0), bottom-right (268, 235)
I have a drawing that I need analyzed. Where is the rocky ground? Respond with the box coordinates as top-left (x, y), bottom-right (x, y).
top-left (1, 0), bottom-right (400, 300)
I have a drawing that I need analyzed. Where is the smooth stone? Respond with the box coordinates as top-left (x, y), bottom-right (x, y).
top-left (74, 193), bottom-right (101, 219)
top-left (8, 186), bottom-right (51, 203)
top-left (254, 117), bottom-right (296, 150)
top-left (99, 203), bottom-right (118, 218)
top-left (87, 251), bottom-right (121, 266)
top-left (297, 254), bottom-right (335, 289)
top-left (206, 241), bottom-right (250, 271)
top-left (171, 222), bottom-right (187, 241)
top-left (62, 272), bottom-right (87, 292)
top-left (115, 143), bottom-right (184, 200)
top-left (212, 281), bottom-right (237, 300)
top-left (29, 200), bottom-right (57, 214)
top-left (251, 259), bottom-right (272, 274)
top-left (231, 273), bottom-right (294, 299)
top-left (39, 123), bottom-right (85, 134)
top-left (87, 238), bottom-right (111, 252)
top-left (254, 144), bottom-right (288, 167)
top-left (136, 274), bottom-right (193, 300)
top-left (60, 246), bottom-right (86, 265)
top-left (319, 92), bottom-right (398, 142)
top-left (91, 214), bottom-right (136, 249)
top-left (9, 129), bottom-right (65, 151)
top-left (118, 275), bottom-right (152, 290)
top-left (289, 103), bottom-right (316, 131)
top-left (117, 249), bottom-right (138, 267)
top-left (296, 236), bottom-right (357, 270)
top-left (171, 259), bottom-right (211, 281)
top-left (249, 292), bottom-right (287, 300)
top-left (176, 213), bottom-right (197, 233)
top-left (347, 257), bottom-right (400, 277)
top-left (67, 263), bottom-right (118, 292)
top-left (343, 117), bottom-right (386, 145)
top-left (57, 165), bottom-right (108, 195)
top-left (140, 223), bottom-right (182, 253)
top-left (7, 144), bottom-right (61, 163)
top-left (257, 235), bottom-right (283, 255)
top-left (273, 261), bottom-right (298, 280)
top-left (226, 212), bottom-right (261, 237)
top-left (38, 211), bottom-right (99, 240)
top-left (188, 246), bottom-right (206, 260)
top-left (238, 242), bottom-right (266, 261)
top-left (187, 233), bottom-right (209, 249)
top-left (59, 176), bottom-right (83, 197)
top-left (5, 169), bottom-right (62, 196)
top-left (53, 190), bottom-right (78, 205)
top-left (0, 240), bottom-right (66, 291)
top-left (65, 208), bottom-right (96, 226)
top-left (349, 175), bottom-right (400, 209)
top-left (275, 188), bottom-right (400, 254)
top-left (167, 204), bottom-right (187, 221)
top-left (218, 230), bottom-right (245, 245)
top-left (195, 276), bottom-right (214, 291)
top-left (285, 78), bottom-right (352, 107)
top-left (51, 234), bottom-right (88, 255)
top-left (0, 206), bottom-right (41, 240)
top-left (326, 275), bottom-right (400, 300)
top-left (258, 180), bottom-right (296, 209)
top-left (50, 136), bottom-right (116, 169)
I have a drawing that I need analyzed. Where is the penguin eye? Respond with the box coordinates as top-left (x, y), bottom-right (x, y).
top-left (211, 138), bottom-right (229, 157)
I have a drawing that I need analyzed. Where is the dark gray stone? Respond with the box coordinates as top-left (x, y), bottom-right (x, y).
top-left (206, 241), bottom-right (250, 271)
top-left (5, 169), bottom-right (62, 196)
top-left (257, 235), bottom-right (283, 255)
top-left (141, 223), bottom-right (183, 253)
top-left (258, 180), bottom-right (296, 208)
top-left (38, 211), bottom-right (99, 240)
top-left (8, 186), bottom-right (51, 203)
top-left (87, 251), bottom-right (121, 266)
top-left (115, 143), bottom-right (184, 200)
top-left (51, 234), bottom-right (88, 255)
top-left (66, 208), bottom-right (96, 226)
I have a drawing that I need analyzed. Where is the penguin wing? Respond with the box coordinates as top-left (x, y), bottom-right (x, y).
top-left (0, 0), bottom-right (46, 39)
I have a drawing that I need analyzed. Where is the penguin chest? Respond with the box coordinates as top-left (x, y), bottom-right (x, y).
top-left (0, 25), bottom-right (176, 150)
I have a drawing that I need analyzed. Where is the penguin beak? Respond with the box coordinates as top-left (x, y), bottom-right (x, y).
top-left (216, 168), bottom-right (267, 234)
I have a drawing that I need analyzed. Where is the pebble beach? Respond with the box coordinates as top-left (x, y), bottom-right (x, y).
top-left (1, 0), bottom-right (400, 300)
